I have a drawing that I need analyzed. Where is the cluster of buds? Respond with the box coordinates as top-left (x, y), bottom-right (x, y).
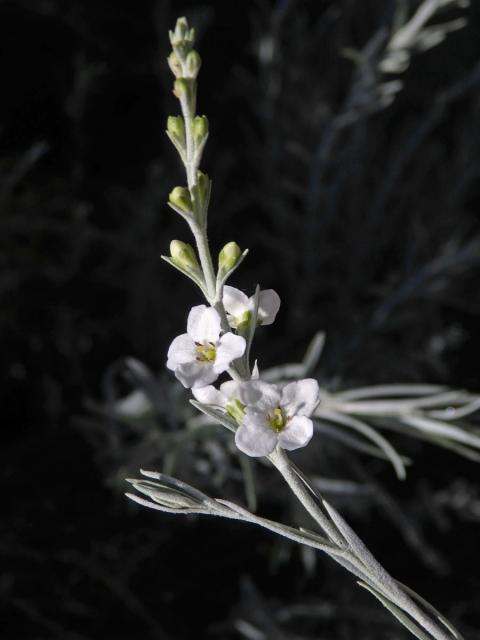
top-left (168, 17), bottom-right (201, 80)
top-left (163, 17), bottom-right (245, 301)
top-left (166, 17), bottom-right (209, 222)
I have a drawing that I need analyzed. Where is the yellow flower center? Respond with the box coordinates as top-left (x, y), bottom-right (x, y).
top-left (268, 407), bottom-right (287, 432)
top-left (195, 341), bottom-right (216, 363)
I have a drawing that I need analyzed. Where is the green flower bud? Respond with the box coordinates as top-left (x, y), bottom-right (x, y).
top-left (173, 78), bottom-right (196, 111)
top-left (185, 50), bottom-right (201, 78)
top-left (192, 115), bottom-right (209, 147)
top-left (167, 52), bottom-right (183, 77)
top-left (218, 241), bottom-right (241, 272)
top-left (169, 17), bottom-right (194, 47)
top-left (192, 171), bottom-right (210, 209)
top-left (168, 186), bottom-right (192, 214)
top-left (167, 116), bottom-right (185, 146)
top-left (170, 240), bottom-right (200, 272)
top-left (173, 78), bottom-right (188, 99)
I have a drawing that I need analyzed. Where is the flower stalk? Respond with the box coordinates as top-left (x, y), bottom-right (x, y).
top-left (127, 16), bottom-right (464, 640)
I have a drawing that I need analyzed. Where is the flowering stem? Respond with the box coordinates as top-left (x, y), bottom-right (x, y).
top-left (161, 18), bottom-right (461, 640)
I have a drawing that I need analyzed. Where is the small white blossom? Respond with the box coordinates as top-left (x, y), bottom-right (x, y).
top-left (235, 379), bottom-right (319, 457)
top-left (192, 379), bottom-right (241, 408)
top-left (192, 378), bottom-right (262, 422)
top-left (223, 285), bottom-right (281, 329)
top-left (167, 305), bottom-right (246, 388)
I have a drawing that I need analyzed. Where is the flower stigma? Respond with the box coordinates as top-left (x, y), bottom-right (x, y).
top-left (268, 407), bottom-right (288, 433)
top-left (195, 341), bottom-right (216, 363)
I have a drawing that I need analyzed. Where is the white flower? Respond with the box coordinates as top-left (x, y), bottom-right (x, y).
top-left (192, 378), bottom-right (262, 421)
top-left (223, 285), bottom-right (281, 329)
top-left (235, 379), bottom-right (319, 457)
top-left (192, 379), bottom-right (241, 408)
top-left (167, 305), bottom-right (246, 388)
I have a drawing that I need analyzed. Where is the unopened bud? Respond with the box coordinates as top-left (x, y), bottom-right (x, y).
top-left (170, 240), bottom-right (200, 272)
top-left (167, 116), bottom-right (185, 146)
top-left (167, 52), bottom-right (183, 77)
top-left (192, 171), bottom-right (210, 209)
top-left (168, 186), bottom-right (192, 214)
top-left (192, 115), bottom-right (209, 147)
top-left (185, 50), bottom-right (201, 78)
top-left (173, 78), bottom-right (189, 98)
top-left (173, 78), bottom-right (196, 111)
top-left (169, 17), bottom-right (194, 47)
top-left (218, 241), bottom-right (241, 272)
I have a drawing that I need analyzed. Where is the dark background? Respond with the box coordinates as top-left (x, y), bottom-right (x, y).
top-left (2, 0), bottom-right (480, 638)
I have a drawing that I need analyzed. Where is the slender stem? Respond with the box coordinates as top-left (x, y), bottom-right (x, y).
top-left (192, 224), bottom-right (217, 302)
top-left (343, 553), bottom-right (453, 640)
top-left (181, 94), bottom-right (196, 189)
top-left (269, 448), bottom-right (345, 547)
top-left (269, 449), bottom-right (454, 640)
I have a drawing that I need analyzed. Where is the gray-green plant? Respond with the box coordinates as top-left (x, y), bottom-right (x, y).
top-left (124, 16), bottom-right (476, 640)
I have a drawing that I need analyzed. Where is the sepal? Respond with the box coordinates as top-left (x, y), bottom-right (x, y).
top-left (190, 399), bottom-right (238, 433)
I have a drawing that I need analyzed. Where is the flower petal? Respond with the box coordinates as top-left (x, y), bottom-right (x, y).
top-left (243, 381), bottom-right (281, 411)
top-left (235, 415), bottom-right (278, 457)
top-left (166, 333), bottom-right (196, 370)
top-left (278, 415), bottom-right (313, 451)
top-left (257, 289), bottom-right (281, 325)
top-left (192, 385), bottom-right (226, 406)
top-left (223, 286), bottom-right (250, 322)
top-left (175, 362), bottom-right (218, 389)
top-left (219, 380), bottom-right (243, 402)
top-left (187, 305), bottom-right (221, 343)
top-left (281, 379), bottom-right (320, 417)
top-left (213, 332), bottom-right (246, 373)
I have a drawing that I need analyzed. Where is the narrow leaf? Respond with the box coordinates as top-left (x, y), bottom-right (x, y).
top-left (358, 582), bottom-right (432, 640)
top-left (315, 409), bottom-right (407, 480)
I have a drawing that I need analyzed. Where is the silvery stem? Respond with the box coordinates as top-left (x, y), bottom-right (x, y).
top-left (270, 448), bottom-right (455, 640)
top-left (269, 448), bottom-right (345, 546)
top-left (191, 223), bottom-right (217, 303)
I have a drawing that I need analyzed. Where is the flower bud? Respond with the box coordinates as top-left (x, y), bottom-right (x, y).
top-left (167, 52), bottom-right (183, 77)
top-left (173, 78), bottom-right (189, 99)
top-left (169, 17), bottom-right (194, 47)
top-left (173, 78), bottom-right (196, 111)
top-left (185, 50), bottom-right (201, 78)
top-left (192, 115), bottom-right (209, 147)
top-left (168, 186), bottom-right (192, 214)
top-left (167, 116), bottom-right (185, 146)
top-left (218, 242), bottom-right (241, 272)
top-left (170, 240), bottom-right (200, 272)
top-left (192, 171), bottom-right (210, 209)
